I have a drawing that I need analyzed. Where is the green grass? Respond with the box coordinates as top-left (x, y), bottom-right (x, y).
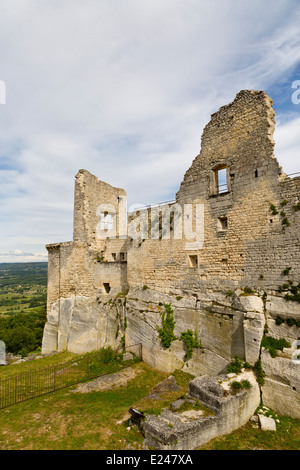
top-left (261, 335), bottom-right (291, 358)
top-left (134, 369), bottom-right (194, 417)
top-left (0, 361), bottom-right (169, 450)
top-left (0, 351), bottom-right (77, 379)
top-left (0, 347), bottom-right (141, 410)
top-left (200, 413), bottom-right (300, 450)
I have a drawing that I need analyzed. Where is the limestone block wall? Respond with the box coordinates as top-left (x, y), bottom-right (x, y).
top-left (94, 260), bottom-right (128, 296)
top-left (97, 238), bottom-right (129, 263)
top-left (42, 239), bottom-right (128, 354)
top-left (43, 240), bottom-right (97, 353)
top-left (177, 90), bottom-right (278, 204)
top-left (45, 241), bottom-right (95, 314)
top-left (126, 91), bottom-right (300, 299)
top-left (45, 243), bottom-right (61, 317)
top-left (261, 348), bottom-right (300, 419)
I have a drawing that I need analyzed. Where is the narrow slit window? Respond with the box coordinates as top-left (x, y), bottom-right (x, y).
top-left (103, 283), bottom-right (111, 293)
top-left (218, 216), bottom-right (228, 231)
top-left (216, 167), bottom-right (228, 193)
top-left (111, 253), bottom-right (116, 261)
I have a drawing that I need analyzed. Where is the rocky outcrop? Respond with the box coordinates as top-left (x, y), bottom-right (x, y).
top-left (42, 285), bottom-right (300, 421)
top-left (125, 288), bottom-right (248, 376)
top-left (42, 295), bottom-right (120, 354)
top-left (261, 347), bottom-right (300, 419)
top-left (0, 340), bottom-right (6, 366)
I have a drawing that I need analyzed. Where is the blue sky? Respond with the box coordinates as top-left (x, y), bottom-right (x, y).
top-left (0, 0), bottom-right (300, 262)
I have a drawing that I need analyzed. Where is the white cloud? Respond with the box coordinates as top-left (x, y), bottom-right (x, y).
top-left (274, 116), bottom-right (300, 175)
top-left (0, 249), bottom-right (47, 263)
top-left (0, 0), bottom-right (300, 262)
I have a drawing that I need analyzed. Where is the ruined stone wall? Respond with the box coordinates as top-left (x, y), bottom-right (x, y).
top-left (45, 244), bottom-right (61, 317)
top-left (73, 169), bottom-right (127, 250)
top-left (43, 172), bottom-right (129, 353)
top-left (122, 91), bottom-right (300, 419)
top-left (42, 90), bottom-right (300, 420)
top-left (45, 241), bottom-right (95, 313)
top-left (124, 287), bottom-right (246, 375)
top-left (126, 91), bottom-right (300, 297)
top-left (42, 240), bottom-right (98, 353)
top-left (97, 238), bottom-right (129, 264)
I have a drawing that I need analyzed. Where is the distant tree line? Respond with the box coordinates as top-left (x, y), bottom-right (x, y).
top-left (0, 262), bottom-right (48, 288)
top-left (0, 310), bottom-right (46, 357)
top-left (0, 263), bottom-right (48, 356)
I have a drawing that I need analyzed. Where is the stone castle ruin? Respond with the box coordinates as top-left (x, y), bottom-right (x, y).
top-left (42, 90), bottom-right (300, 425)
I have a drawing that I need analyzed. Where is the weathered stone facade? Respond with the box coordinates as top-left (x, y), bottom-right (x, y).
top-left (42, 90), bottom-right (300, 420)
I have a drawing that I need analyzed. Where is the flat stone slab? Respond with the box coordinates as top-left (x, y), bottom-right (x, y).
top-left (146, 375), bottom-right (181, 400)
top-left (179, 410), bottom-right (204, 421)
top-left (71, 367), bottom-right (138, 393)
top-left (170, 399), bottom-right (185, 411)
top-left (122, 352), bottom-right (134, 361)
top-left (258, 415), bottom-right (277, 431)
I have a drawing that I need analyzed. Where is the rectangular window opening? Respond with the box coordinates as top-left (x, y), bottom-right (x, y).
top-left (100, 212), bottom-right (114, 231)
top-left (188, 255), bottom-right (198, 268)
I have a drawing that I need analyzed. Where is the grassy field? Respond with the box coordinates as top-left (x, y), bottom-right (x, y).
top-left (0, 358), bottom-right (176, 450)
top-left (0, 353), bottom-right (299, 450)
top-left (200, 416), bottom-right (300, 450)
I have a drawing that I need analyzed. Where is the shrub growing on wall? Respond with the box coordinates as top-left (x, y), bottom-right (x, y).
top-left (261, 335), bottom-right (290, 357)
top-left (157, 303), bottom-right (176, 348)
top-left (180, 329), bottom-right (204, 361)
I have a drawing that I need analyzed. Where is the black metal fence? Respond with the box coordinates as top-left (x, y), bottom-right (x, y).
top-left (0, 343), bottom-right (142, 409)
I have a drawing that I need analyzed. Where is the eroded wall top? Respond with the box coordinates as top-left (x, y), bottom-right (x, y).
top-left (73, 169), bottom-right (127, 248)
top-left (177, 90), bottom-right (283, 203)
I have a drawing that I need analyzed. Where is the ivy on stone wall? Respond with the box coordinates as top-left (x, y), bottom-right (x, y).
top-left (278, 282), bottom-right (300, 303)
top-left (157, 303), bottom-right (177, 348)
top-left (180, 329), bottom-right (204, 361)
top-left (157, 303), bottom-right (205, 361)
